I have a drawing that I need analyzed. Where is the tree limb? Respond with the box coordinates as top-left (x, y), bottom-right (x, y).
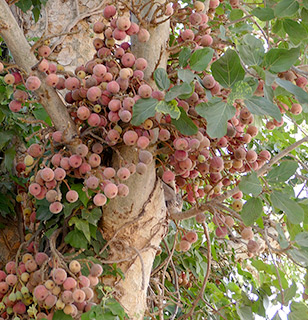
top-left (0, 0), bottom-right (77, 140)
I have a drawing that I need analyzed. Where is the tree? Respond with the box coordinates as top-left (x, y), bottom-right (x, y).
top-left (0, 0), bottom-right (307, 319)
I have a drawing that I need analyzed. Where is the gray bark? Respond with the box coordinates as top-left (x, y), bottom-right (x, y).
top-left (0, 0), bottom-right (77, 140)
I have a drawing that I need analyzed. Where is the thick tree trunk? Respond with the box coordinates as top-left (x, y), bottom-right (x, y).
top-left (101, 147), bottom-right (168, 319)
top-left (101, 2), bottom-right (170, 318)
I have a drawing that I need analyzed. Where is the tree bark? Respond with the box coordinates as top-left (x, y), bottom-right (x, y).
top-left (0, 0), bottom-right (77, 140)
top-left (101, 2), bottom-right (171, 318)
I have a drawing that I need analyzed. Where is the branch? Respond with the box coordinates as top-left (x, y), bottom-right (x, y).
top-left (0, 0), bottom-right (77, 140)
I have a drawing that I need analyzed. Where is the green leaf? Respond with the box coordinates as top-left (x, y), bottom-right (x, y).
top-left (179, 47), bottom-right (191, 67)
top-left (178, 69), bottom-right (195, 83)
top-left (155, 100), bottom-right (180, 119)
top-left (295, 232), bottom-right (308, 247)
top-left (15, 0), bottom-right (32, 12)
top-left (195, 98), bottom-right (235, 138)
top-left (65, 229), bottom-right (88, 249)
top-left (244, 96), bottom-right (282, 121)
top-left (69, 217), bottom-right (91, 242)
top-left (153, 68), bottom-right (170, 91)
top-left (241, 197), bottom-right (263, 226)
top-left (165, 83), bottom-right (192, 102)
top-left (211, 49), bottom-right (245, 88)
top-left (252, 7), bottom-right (275, 21)
top-left (289, 302), bottom-right (308, 320)
top-left (264, 47), bottom-right (300, 73)
top-left (32, 106), bottom-right (52, 126)
top-left (189, 47), bottom-right (214, 72)
top-left (271, 191), bottom-right (304, 224)
top-left (32, 6), bottom-right (41, 23)
top-left (171, 107), bottom-right (198, 136)
top-left (238, 171), bottom-right (262, 196)
top-left (267, 161), bottom-right (298, 184)
top-left (230, 9), bottom-right (243, 21)
top-left (0, 131), bottom-right (14, 150)
top-left (131, 98), bottom-right (157, 126)
top-left (236, 305), bottom-right (253, 320)
top-left (4, 147), bottom-right (16, 171)
top-left (274, 0), bottom-right (299, 18)
top-left (70, 184), bottom-right (93, 207)
top-left (289, 248), bottom-right (308, 267)
top-left (237, 34), bottom-right (265, 66)
top-left (106, 298), bottom-right (127, 317)
top-left (227, 80), bottom-right (254, 104)
top-left (284, 282), bottom-right (297, 304)
top-left (81, 207), bottom-right (102, 226)
top-left (276, 224), bottom-right (289, 249)
top-left (63, 201), bottom-right (81, 218)
top-left (283, 19), bottom-right (308, 41)
top-left (52, 310), bottom-right (74, 320)
top-left (275, 78), bottom-right (308, 111)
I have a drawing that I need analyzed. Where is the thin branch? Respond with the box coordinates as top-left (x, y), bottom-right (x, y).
top-left (264, 228), bottom-right (284, 307)
top-left (178, 222), bottom-right (211, 320)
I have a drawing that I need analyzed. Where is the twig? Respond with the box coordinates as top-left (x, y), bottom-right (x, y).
top-left (162, 237), bottom-right (180, 320)
top-left (264, 228), bottom-right (284, 307)
top-left (129, 246), bottom-right (146, 290)
top-left (178, 222), bottom-right (211, 320)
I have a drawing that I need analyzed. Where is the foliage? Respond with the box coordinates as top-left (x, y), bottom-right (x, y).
top-left (0, 0), bottom-right (307, 319)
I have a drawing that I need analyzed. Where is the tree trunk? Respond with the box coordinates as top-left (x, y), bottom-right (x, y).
top-left (101, 2), bottom-right (170, 318)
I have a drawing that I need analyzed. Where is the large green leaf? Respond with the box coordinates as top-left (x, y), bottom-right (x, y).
top-left (69, 217), bottom-right (91, 242)
top-left (211, 49), bottom-right (245, 88)
top-left (238, 172), bottom-right (262, 196)
top-left (178, 69), bottom-right (195, 83)
top-left (236, 305), bottom-right (253, 320)
top-left (155, 100), bottom-right (181, 119)
top-left (283, 19), bottom-right (308, 41)
top-left (244, 96), bottom-right (282, 121)
top-left (264, 47), bottom-right (300, 73)
top-left (53, 310), bottom-right (74, 320)
top-left (252, 7), bottom-right (275, 21)
top-left (241, 197), bottom-right (263, 226)
top-left (275, 78), bottom-right (308, 112)
top-left (81, 207), bottom-right (102, 226)
top-left (4, 147), bottom-right (15, 171)
top-left (295, 232), bottom-right (308, 247)
top-left (237, 34), bottom-right (265, 66)
top-left (288, 249), bottom-right (308, 267)
top-left (153, 68), bottom-right (170, 91)
top-left (0, 130), bottom-right (14, 150)
top-left (274, 0), bottom-right (299, 17)
top-left (289, 302), bottom-right (308, 320)
top-left (271, 191), bottom-right (304, 224)
top-left (266, 161), bottom-right (298, 184)
top-left (179, 47), bottom-right (191, 67)
top-left (171, 107), bottom-right (198, 136)
top-left (131, 98), bottom-right (157, 126)
top-left (189, 47), bottom-right (214, 72)
top-left (195, 98), bottom-right (235, 138)
top-left (165, 83), bottom-right (192, 102)
top-left (63, 201), bottom-right (81, 218)
top-left (65, 230), bottom-right (88, 249)
top-left (15, 0), bottom-right (32, 12)
top-left (227, 80), bottom-right (254, 104)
